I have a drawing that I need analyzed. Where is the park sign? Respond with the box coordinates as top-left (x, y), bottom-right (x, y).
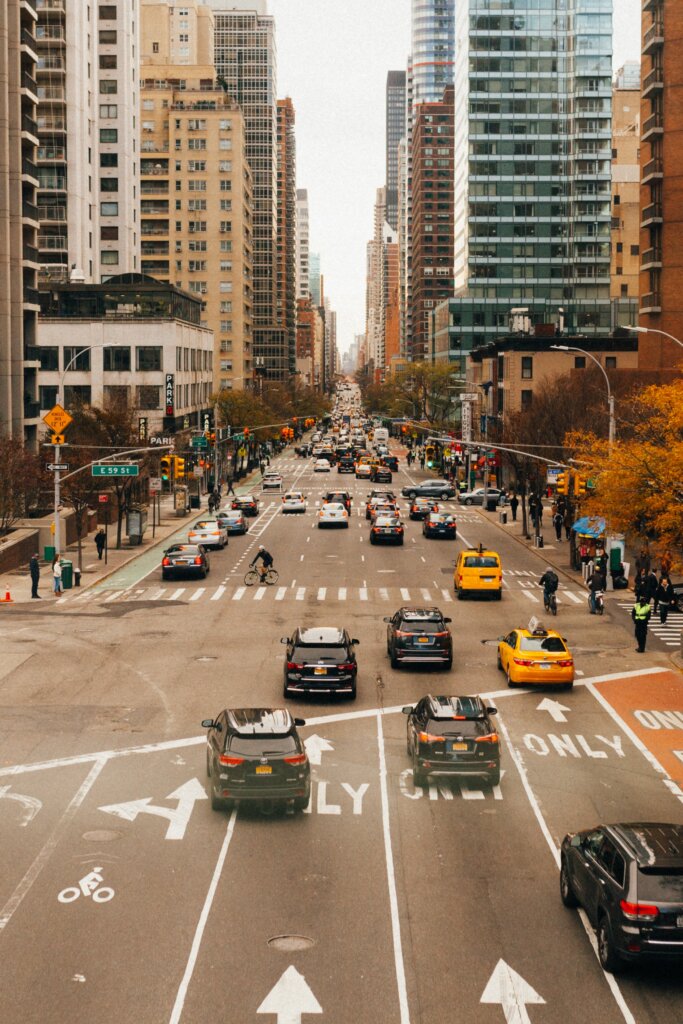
top-left (92, 464), bottom-right (139, 478)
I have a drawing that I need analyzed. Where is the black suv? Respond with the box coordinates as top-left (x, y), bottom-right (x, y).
top-left (337, 456), bottom-right (355, 474)
top-left (403, 695), bottom-right (500, 786)
top-left (201, 708), bottom-right (310, 812)
top-left (282, 627), bottom-right (359, 699)
top-left (385, 607), bottom-right (453, 668)
top-left (560, 822), bottom-right (683, 973)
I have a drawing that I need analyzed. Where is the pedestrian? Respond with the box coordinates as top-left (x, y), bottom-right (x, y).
top-left (563, 509), bottom-right (572, 541)
top-left (635, 547), bottom-right (651, 576)
top-left (259, 459), bottom-right (266, 476)
top-left (52, 554), bottom-right (63, 596)
top-left (634, 567), bottom-right (648, 601)
top-left (225, 476), bottom-right (235, 496)
top-left (537, 500), bottom-right (544, 526)
top-left (509, 493), bottom-right (519, 522)
top-left (419, 451), bottom-right (425, 470)
top-left (212, 487), bottom-right (221, 509)
top-left (95, 528), bottom-right (106, 560)
top-left (528, 494), bottom-right (538, 526)
top-left (632, 597), bottom-right (651, 653)
top-left (208, 493), bottom-right (216, 514)
top-left (656, 575), bottom-right (675, 625)
top-left (645, 567), bottom-right (660, 611)
top-left (556, 495), bottom-right (567, 516)
top-left (553, 509), bottom-right (563, 541)
top-left (29, 553), bottom-right (40, 599)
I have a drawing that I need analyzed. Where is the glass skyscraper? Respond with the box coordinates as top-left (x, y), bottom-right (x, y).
top-left (385, 71), bottom-right (406, 232)
top-left (411, 0), bottom-right (455, 107)
top-left (445, 0), bottom-right (626, 356)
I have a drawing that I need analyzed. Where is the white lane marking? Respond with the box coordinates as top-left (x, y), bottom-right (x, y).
top-left (211, 586), bottom-right (226, 602)
top-left (440, 589), bottom-right (453, 603)
top-left (376, 713), bottom-right (411, 1024)
top-left (400, 588), bottom-right (410, 601)
top-left (379, 588), bottom-right (389, 601)
top-left (317, 588), bottom-right (326, 601)
top-left (521, 591), bottom-right (540, 603)
top-left (275, 587), bottom-right (287, 601)
top-left (147, 587), bottom-right (167, 601)
top-left (104, 590), bottom-right (123, 603)
top-left (296, 587), bottom-right (306, 601)
top-left (420, 588), bottom-right (432, 602)
top-left (169, 589), bottom-right (185, 601)
top-left (494, 710), bottom-right (638, 1023)
top-left (168, 810), bottom-right (238, 1024)
top-left (338, 587), bottom-right (347, 601)
top-left (253, 587), bottom-right (267, 602)
top-left (0, 758), bottom-right (107, 932)
top-left (232, 587), bottom-right (246, 601)
top-left (420, 556), bottom-right (426, 563)
top-left (562, 591), bottom-right (583, 604)
top-left (190, 589), bottom-right (205, 602)
top-left (360, 588), bottom-right (368, 601)
top-left (300, 554), bottom-right (305, 561)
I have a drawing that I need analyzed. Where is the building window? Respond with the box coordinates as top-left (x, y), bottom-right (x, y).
top-left (103, 385), bottom-right (130, 407)
top-left (136, 346), bottom-right (162, 371)
top-left (100, 153), bottom-right (118, 167)
top-left (616, 242), bottom-right (623, 253)
top-left (621, 284), bottom-right (629, 297)
top-left (137, 385), bottom-right (161, 410)
top-left (38, 347), bottom-right (59, 371)
top-left (100, 177), bottom-right (119, 193)
top-left (521, 390), bottom-right (533, 409)
top-left (613, 194), bottom-right (620, 205)
top-left (101, 201), bottom-right (118, 216)
top-left (99, 104), bottom-right (118, 118)
top-left (605, 356), bottom-right (617, 369)
top-left (104, 347), bottom-right (131, 371)
top-left (64, 385), bottom-right (92, 406)
top-left (220, 199), bottom-right (232, 211)
top-left (100, 128), bottom-right (118, 144)
top-left (630, 244), bottom-right (639, 256)
top-left (99, 54), bottom-right (117, 69)
top-left (64, 347), bottom-right (91, 372)
top-left (39, 385), bottom-right (58, 409)
top-left (99, 5), bottom-right (117, 19)
top-left (99, 30), bottom-right (117, 44)
top-left (574, 356), bottom-right (586, 369)
top-left (101, 226), bottom-right (118, 240)
top-left (152, 42), bottom-right (159, 53)
top-left (521, 356), bottom-right (533, 380)
top-left (101, 250), bottom-right (119, 265)
top-left (99, 80), bottom-right (118, 95)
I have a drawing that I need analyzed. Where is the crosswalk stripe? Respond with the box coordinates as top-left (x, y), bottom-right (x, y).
top-left (379, 588), bottom-right (389, 601)
top-left (148, 587), bottom-right (166, 601)
top-left (441, 588), bottom-right (453, 603)
top-left (360, 588), bottom-right (368, 601)
top-left (521, 590), bottom-right (540, 603)
top-left (421, 588), bottom-right (432, 602)
top-left (317, 587), bottom-right (326, 601)
top-left (190, 588), bottom-right (205, 602)
top-left (275, 587), bottom-right (287, 601)
top-left (338, 587), bottom-right (347, 601)
top-left (562, 591), bottom-right (582, 604)
top-left (254, 587), bottom-right (267, 601)
top-left (211, 586), bottom-right (226, 601)
top-left (400, 588), bottom-right (410, 600)
top-left (104, 590), bottom-right (122, 603)
top-left (169, 588), bottom-right (185, 601)
top-left (296, 587), bottom-right (306, 600)
top-left (233, 587), bottom-right (246, 601)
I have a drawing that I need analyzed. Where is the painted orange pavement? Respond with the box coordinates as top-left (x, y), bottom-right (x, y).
top-left (594, 670), bottom-right (683, 789)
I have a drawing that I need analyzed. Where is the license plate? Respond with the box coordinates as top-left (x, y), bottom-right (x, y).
top-left (540, 663), bottom-right (551, 670)
top-left (255, 765), bottom-right (272, 775)
top-left (314, 667), bottom-right (327, 675)
top-left (417, 637), bottom-right (430, 644)
top-left (450, 742), bottom-right (468, 751)
top-left (482, 576), bottom-right (493, 582)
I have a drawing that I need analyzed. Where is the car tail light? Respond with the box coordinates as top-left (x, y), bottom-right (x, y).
top-left (287, 662), bottom-right (304, 671)
top-left (457, 575), bottom-right (463, 583)
top-left (433, 631), bottom-right (449, 637)
top-left (418, 732), bottom-right (445, 744)
top-left (513, 657), bottom-right (535, 667)
top-left (162, 557), bottom-right (171, 566)
top-left (194, 556), bottom-right (203, 565)
top-left (475, 733), bottom-right (499, 745)
top-left (218, 754), bottom-right (244, 767)
top-left (284, 753), bottom-right (307, 766)
top-left (620, 900), bottom-right (659, 922)
top-left (339, 663), bottom-right (355, 672)
top-left (395, 630), bottom-right (413, 638)
top-left (557, 659), bottom-right (574, 668)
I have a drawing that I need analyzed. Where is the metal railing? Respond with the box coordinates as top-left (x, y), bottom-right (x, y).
top-left (642, 202), bottom-right (663, 223)
top-left (640, 292), bottom-right (661, 310)
top-left (642, 157), bottom-right (663, 180)
top-left (643, 67), bottom-right (664, 93)
top-left (641, 248), bottom-right (662, 267)
top-left (642, 112), bottom-right (663, 137)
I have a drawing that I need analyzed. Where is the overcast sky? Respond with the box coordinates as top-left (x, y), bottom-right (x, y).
top-left (270, 0), bottom-right (643, 354)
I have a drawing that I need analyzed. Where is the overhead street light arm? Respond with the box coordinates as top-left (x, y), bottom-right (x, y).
top-left (550, 344), bottom-right (615, 448)
top-left (623, 325), bottom-right (683, 349)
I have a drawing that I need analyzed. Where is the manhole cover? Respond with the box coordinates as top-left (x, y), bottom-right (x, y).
top-left (267, 935), bottom-right (315, 952)
top-left (82, 830), bottom-right (122, 842)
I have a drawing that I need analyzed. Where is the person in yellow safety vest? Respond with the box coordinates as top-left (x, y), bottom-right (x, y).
top-left (631, 598), bottom-right (651, 653)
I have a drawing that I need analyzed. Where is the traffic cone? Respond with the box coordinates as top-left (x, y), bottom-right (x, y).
top-left (0, 589), bottom-right (13, 604)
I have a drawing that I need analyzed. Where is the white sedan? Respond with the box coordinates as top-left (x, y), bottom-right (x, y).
top-left (313, 459), bottom-right (331, 473)
top-left (282, 491), bottom-right (306, 514)
top-left (188, 519), bottom-right (228, 550)
top-left (318, 502), bottom-right (349, 528)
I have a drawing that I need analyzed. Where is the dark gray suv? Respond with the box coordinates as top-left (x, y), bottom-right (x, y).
top-left (401, 479), bottom-right (455, 500)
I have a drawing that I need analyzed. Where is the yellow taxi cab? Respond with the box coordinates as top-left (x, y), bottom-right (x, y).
top-left (497, 624), bottom-right (574, 689)
top-left (454, 544), bottom-right (502, 600)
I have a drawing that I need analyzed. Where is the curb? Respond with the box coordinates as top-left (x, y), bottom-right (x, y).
top-left (475, 506), bottom-right (584, 591)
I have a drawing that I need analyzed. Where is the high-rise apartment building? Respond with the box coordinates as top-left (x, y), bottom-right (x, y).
top-left (295, 188), bottom-right (309, 299)
top-left (209, 4), bottom-right (289, 379)
top-left (411, 0), bottom-right (455, 108)
top-left (410, 85), bottom-right (454, 362)
top-left (445, 0), bottom-right (618, 360)
top-left (309, 251), bottom-right (321, 307)
top-left (35, 0), bottom-right (139, 284)
top-left (639, 0), bottom-right (683, 371)
top-left (277, 98), bottom-right (296, 375)
top-left (611, 67), bottom-right (641, 302)
top-left (0, 0), bottom-right (40, 443)
top-left (385, 71), bottom-right (406, 232)
top-left (140, 1), bottom-right (254, 391)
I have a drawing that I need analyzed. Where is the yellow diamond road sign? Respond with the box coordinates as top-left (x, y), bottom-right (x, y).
top-left (43, 404), bottom-right (73, 434)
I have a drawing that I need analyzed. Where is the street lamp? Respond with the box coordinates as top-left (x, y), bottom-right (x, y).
top-left (550, 344), bottom-right (615, 447)
top-left (622, 325), bottom-right (683, 349)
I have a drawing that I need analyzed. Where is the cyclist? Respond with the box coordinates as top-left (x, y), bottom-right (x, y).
top-left (538, 567), bottom-right (559, 612)
top-left (250, 544), bottom-right (274, 582)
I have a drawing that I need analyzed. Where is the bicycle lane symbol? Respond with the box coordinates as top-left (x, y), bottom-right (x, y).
top-left (58, 867), bottom-right (115, 905)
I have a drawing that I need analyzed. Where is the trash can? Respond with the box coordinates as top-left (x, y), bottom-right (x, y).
top-left (44, 545), bottom-right (55, 562)
top-left (61, 559), bottom-right (73, 589)
top-left (534, 535), bottom-right (544, 549)
top-left (190, 495), bottom-right (200, 510)
top-left (74, 567), bottom-right (81, 588)
top-left (499, 510), bottom-right (508, 525)
top-left (485, 494), bottom-right (499, 512)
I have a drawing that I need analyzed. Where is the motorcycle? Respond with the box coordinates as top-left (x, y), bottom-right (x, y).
top-left (588, 590), bottom-right (604, 615)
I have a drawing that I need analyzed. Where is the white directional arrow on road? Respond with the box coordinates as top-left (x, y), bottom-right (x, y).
top-left (0, 785), bottom-right (42, 826)
top-left (303, 734), bottom-right (334, 766)
top-left (98, 778), bottom-right (207, 840)
top-left (481, 959), bottom-right (545, 1024)
top-left (536, 697), bottom-right (571, 723)
top-left (257, 966), bottom-right (322, 1023)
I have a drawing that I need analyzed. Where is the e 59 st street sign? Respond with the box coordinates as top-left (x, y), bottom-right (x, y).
top-left (92, 465), bottom-right (139, 478)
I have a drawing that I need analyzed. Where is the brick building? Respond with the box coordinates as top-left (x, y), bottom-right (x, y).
top-left (611, 66), bottom-right (641, 302)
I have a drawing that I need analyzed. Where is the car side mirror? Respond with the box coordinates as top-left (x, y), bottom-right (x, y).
top-left (280, 637), bottom-right (289, 644)
top-left (294, 718), bottom-right (306, 727)
top-left (383, 617), bottom-right (391, 623)
top-left (444, 617), bottom-right (452, 624)
top-left (570, 834), bottom-right (583, 849)
top-left (201, 719), bottom-right (214, 729)
top-left (402, 706), bottom-right (413, 715)
top-left (352, 638), bottom-right (360, 645)
top-left (486, 707), bottom-right (497, 715)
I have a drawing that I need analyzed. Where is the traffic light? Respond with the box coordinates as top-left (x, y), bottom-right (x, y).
top-left (244, 427), bottom-right (250, 439)
top-left (574, 473), bottom-right (587, 497)
top-left (425, 445), bottom-right (435, 468)
top-left (174, 456), bottom-right (185, 479)
top-left (556, 471), bottom-right (569, 495)
top-left (160, 456), bottom-right (171, 482)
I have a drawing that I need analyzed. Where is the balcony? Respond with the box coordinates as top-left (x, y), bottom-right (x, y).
top-left (140, 204), bottom-right (169, 216)
top-left (38, 204), bottom-right (66, 221)
top-left (37, 116), bottom-right (65, 133)
top-left (140, 185), bottom-right (169, 196)
top-left (22, 113), bottom-right (38, 138)
top-left (640, 291), bottom-right (661, 313)
top-left (37, 175), bottom-right (66, 191)
top-left (21, 27), bottom-right (38, 54)
top-left (643, 20), bottom-right (664, 54)
top-left (38, 235), bottom-right (67, 251)
top-left (643, 0), bottom-right (662, 11)
top-left (22, 157), bottom-right (38, 181)
top-left (23, 243), bottom-right (39, 264)
top-left (141, 245), bottom-right (169, 256)
top-left (23, 200), bottom-right (39, 222)
top-left (641, 247), bottom-right (662, 270)
top-left (140, 164), bottom-right (169, 176)
top-left (36, 0), bottom-right (65, 10)
top-left (21, 71), bottom-right (38, 96)
top-left (37, 145), bottom-right (66, 162)
top-left (642, 157), bottom-right (663, 184)
top-left (140, 225), bottom-right (169, 236)
top-left (23, 287), bottom-right (41, 308)
top-left (641, 202), bottom-right (663, 226)
top-left (642, 66), bottom-right (664, 98)
top-left (642, 112), bottom-right (663, 141)
top-left (37, 55), bottom-right (66, 73)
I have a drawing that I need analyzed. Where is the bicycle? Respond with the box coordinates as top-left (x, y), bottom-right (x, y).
top-left (543, 588), bottom-right (558, 616)
top-left (244, 567), bottom-right (279, 587)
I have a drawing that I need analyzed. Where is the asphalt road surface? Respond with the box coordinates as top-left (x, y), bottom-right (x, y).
top-left (1, 448), bottom-right (682, 1024)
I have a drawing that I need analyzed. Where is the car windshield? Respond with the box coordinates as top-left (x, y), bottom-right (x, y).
top-left (425, 718), bottom-right (482, 737)
top-left (463, 556), bottom-right (499, 568)
top-left (519, 636), bottom-right (567, 653)
top-left (399, 619), bottom-right (445, 633)
top-left (228, 736), bottom-right (298, 756)
top-left (323, 504), bottom-right (345, 512)
top-left (292, 646), bottom-right (347, 662)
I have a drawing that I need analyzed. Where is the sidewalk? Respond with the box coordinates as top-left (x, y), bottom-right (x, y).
top-left (0, 470), bottom-right (262, 606)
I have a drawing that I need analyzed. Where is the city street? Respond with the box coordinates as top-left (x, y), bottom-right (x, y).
top-left (0, 448), bottom-right (682, 1024)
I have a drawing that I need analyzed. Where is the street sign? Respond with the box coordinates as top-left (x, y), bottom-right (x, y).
top-left (92, 465), bottom-right (139, 477)
top-left (50, 433), bottom-right (66, 445)
top-left (193, 466), bottom-right (203, 478)
top-left (43, 404), bottom-right (73, 434)
top-left (98, 494), bottom-right (109, 504)
top-left (191, 436), bottom-right (208, 449)
top-left (460, 393), bottom-right (478, 403)
top-left (148, 477), bottom-right (162, 493)
top-left (47, 463), bottom-right (69, 472)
